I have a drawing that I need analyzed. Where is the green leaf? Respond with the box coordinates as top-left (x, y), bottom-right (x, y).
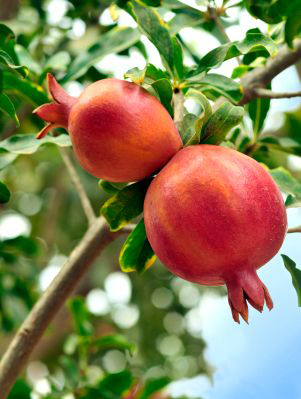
top-left (98, 370), bottom-right (133, 396)
top-left (190, 30), bottom-right (278, 76)
top-left (7, 379), bottom-right (31, 399)
top-left (91, 334), bottom-right (136, 353)
top-left (0, 50), bottom-right (28, 78)
top-left (125, 64), bottom-right (167, 86)
top-left (178, 113), bottom-right (201, 146)
top-left (202, 102), bottom-right (244, 145)
top-left (99, 180), bottom-right (127, 195)
top-left (194, 74), bottom-right (243, 103)
top-left (62, 27), bottom-right (140, 82)
top-left (231, 65), bottom-right (251, 79)
top-left (0, 150), bottom-right (17, 170)
top-left (172, 36), bottom-right (184, 79)
top-left (141, 0), bottom-right (162, 5)
top-left (130, 0), bottom-right (174, 75)
top-left (282, 254), bottom-right (301, 306)
top-left (44, 51), bottom-right (71, 71)
top-left (139, 377), bottom-right (170, 399)
top-left (3, 73), bottom-right (48, 106)
top-left (248, 96), bottom-right (270, 137)
top-left (244, 0), bottom-right (292, 24)
top-left (152, 78), bottom-right (173, 117)
top-left (0, 93), bottom-right (19, 126)
top-left (179, 89), bottom-right (212, 145)
top-left (119, 218), bottom-right (156, 273)
top-left (68, 297), bottom-right (93, 337)
top-left (285, 7), bottom-right (301, 48)
top-left (266, 166), bottom-right (301, 207)
top-left (0, 181), bottom-right (10, 203)
top-left (0, 134), bottom-right (71, 154)
top-left (101, 179), bottom-right (151, 232)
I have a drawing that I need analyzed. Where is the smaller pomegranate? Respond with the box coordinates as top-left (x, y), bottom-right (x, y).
top-left (33, 74), bottom-right (182, 182)
top-left (144, 145), bottom-right (287, 323)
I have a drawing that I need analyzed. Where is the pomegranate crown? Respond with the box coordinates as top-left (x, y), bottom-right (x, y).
top-left (33, 73), bottom-right (77, 139)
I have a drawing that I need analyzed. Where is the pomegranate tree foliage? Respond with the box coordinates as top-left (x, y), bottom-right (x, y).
top-left (0, 0), bottom-right (301, 397)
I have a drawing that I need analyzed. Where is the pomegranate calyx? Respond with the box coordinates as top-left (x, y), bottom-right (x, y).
top-left (226, 270), bottom-right (273, 324)
top-left (34, 73), bottom-right (77, 139)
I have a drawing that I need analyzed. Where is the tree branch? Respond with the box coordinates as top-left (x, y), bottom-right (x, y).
top-left (0, 217), bottom-right (132, 399)
top-left (239, 39), bottom-right (301, 105)
top-left (287, 225), bottom-right (301, 233)
top-left (252, 88), bottom-right (301, 99)
top-left (59, 147), bottom-right (96, 226)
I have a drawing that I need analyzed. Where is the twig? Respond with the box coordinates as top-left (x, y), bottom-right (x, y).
top-left (208, 7), bottom-right (241, 65)
top-left (287, 225), bottom-right (301, 233)
top-left (59, 147), bottom-right (96, 226)
top-left (0, 217), bottom-right (133, 399)
top-left (253, 88), bottom-right (301, 99)
top-left (239, 40), bottom-right (301, 105)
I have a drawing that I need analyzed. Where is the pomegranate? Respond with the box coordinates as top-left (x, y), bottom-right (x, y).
top-left (144, 145), bottom-right (287, 323)
top-left (33, 74), bottom-right (182, 182)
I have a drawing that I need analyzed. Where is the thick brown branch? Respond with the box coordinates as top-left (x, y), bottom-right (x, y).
top-left (287, 225), bottom-right (301, 233)
top-left (253, 88), bottom-right (301, 99)
top-left (239, 40), bottom-right (301, 105)
top-left (0, 218), bottom-right (131, 399)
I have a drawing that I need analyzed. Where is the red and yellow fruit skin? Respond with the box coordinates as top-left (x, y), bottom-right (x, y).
top-left (144, 145), bottom-right (288, 323)
top-left (34, 74), bottom-right (182, 182)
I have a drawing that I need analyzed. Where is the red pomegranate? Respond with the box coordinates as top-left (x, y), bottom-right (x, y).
top-left (33, 74), bottom-right (182, 182)
top-left (144, 145), bottom-right (287, 323)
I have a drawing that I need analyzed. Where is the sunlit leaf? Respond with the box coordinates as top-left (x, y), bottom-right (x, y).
top-left (119, 218), bottom-right (156, 273)
top-left (0, 134), bottom-right (71, 154)
top-left (191, 74), bottom-right (243, 103)
top-left (130, 0), bottom-right (174, 75)
top-left (202, 102), bottom-right (244, 144)
top-left (190, 30), bottom-right (278, 76)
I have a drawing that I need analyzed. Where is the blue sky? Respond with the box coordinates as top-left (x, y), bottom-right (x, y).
top-left (170, 207), bottom-right (301, 399)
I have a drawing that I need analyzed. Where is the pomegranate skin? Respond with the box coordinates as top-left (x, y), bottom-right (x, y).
top-left (34, 74), bottom-right (182, 182)
top-left (144, 145), bottom-right (287, 323)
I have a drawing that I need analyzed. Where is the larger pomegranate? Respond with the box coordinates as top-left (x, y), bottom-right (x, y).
top-left (144, 145), bottom-right (287, 323)
top-left (34, 74), bottom-right (182, 182)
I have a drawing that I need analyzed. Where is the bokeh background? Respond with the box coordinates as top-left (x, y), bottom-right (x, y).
top-left (0, 0), bottom-right (301, 398)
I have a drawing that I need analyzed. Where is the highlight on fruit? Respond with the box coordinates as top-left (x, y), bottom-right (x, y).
top-left (144, 145), bottom-right (288, 323)
top-left (33, 73), bottom-right (182, 182)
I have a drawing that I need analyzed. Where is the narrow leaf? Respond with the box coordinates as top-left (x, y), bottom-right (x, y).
top-left (191, 30), bottom-right (278, 76)
top-left (282, 254), bottom-right (301, 306)
top-left (0, 93), bottom-right (19, 126)
top-left (248, 96), bottom-right (270, 137)
top-left (0, 134), bottom-right (71, 154)
top-left (139, 377), bottom-right (170, 399)
top-left (0, 181), bottom-right (10, 203)
top-left (62, 27), bottom-right (140, 82)
top-left (119, 218), bottom-right (156, 273)
top-left (195, 73), bottom-right (243, 103)
top-left (68, 297), bottom-right (93, 337)
top-left (152, 78), bottom-right (173, 117)
top-left (101, 180), bottom-right (151, 232)
top-left (130, 0), bottom-right (174, 75)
